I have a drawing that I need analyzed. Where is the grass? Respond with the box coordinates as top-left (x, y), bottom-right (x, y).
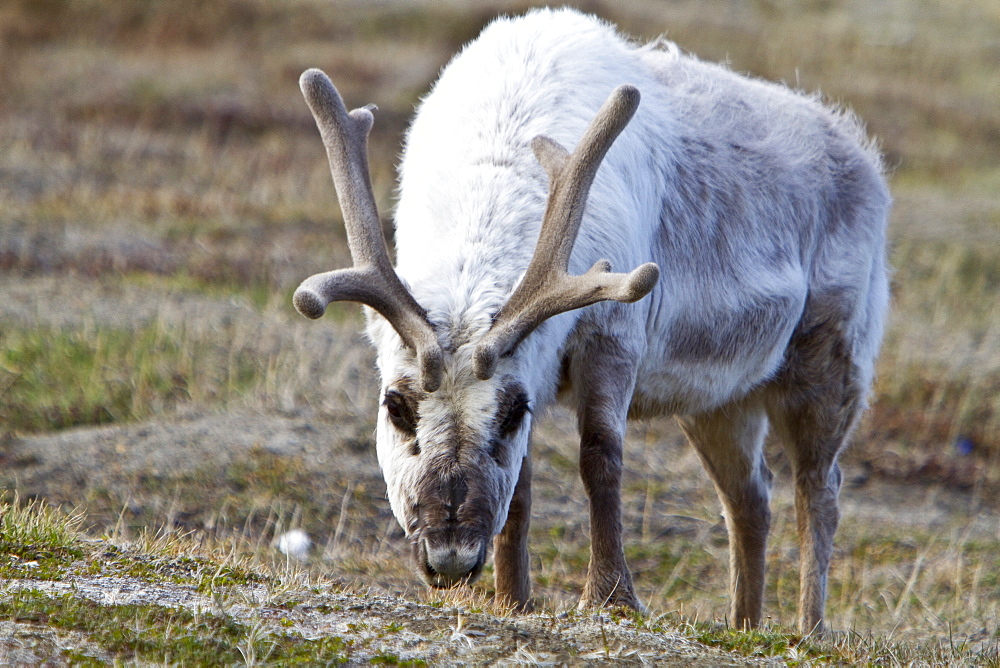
top-left (0, 322), bottom-right (253, 432)
top-left (520, 499), bottom-right (1000, 647)
top-left (860, 238), bottom-right (1000, 489)
top-left (0, 498), bottom-right (355, 663)
top-left (3, 495), bottom-right (1000, 664)
top-left (0, 283), bottom-right (372, 438)
top-left (0, 0), bottom-right (995, 462)
top-left (1, 0), bottom-right (998, 661)
top-left (685, 618), bottom-right (1000, 666)
top-left (0, 495), bottom-right (85, 580)
top-left (1, 589), bottom-right (354, 665)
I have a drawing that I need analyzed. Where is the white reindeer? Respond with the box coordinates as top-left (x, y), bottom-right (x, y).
top-left (292, 8), bottom-right (889, 633)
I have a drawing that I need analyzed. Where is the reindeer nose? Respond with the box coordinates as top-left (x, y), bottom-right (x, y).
top-left (418, 538), bottom-right (486, 587)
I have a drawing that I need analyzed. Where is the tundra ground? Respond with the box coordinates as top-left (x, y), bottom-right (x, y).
top-left (1, 0), bottom-right (998, 664)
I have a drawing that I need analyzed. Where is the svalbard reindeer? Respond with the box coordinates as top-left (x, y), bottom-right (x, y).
top-left (292, 9), bottom-right (889, 634)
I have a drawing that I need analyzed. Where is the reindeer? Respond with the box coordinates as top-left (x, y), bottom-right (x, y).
top-left (291, 8), bottom-right (889, 633)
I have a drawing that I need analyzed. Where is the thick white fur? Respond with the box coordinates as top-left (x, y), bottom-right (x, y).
top-left (368, 7), bottom-right (888, 568)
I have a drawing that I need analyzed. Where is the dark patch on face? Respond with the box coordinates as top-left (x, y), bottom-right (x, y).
top-left (414, 458), bottom-right (493, 530)
top-left (384, 377), bottom-right (425, 453)
top-left (442, 468), bottom-right (469, 521)
top-left (495, 385), bottom-right (530, 437)
top-left (490, 379), bottom-right (530, 466)
top-left (384, 389), bottom-right (417, 433)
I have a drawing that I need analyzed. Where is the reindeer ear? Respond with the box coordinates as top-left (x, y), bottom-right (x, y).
top-left (531, 136), bottom-right (570, 180)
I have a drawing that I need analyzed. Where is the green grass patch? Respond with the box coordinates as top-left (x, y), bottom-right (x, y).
top-left (0, 321), bottom-right (262, 434)
top-left (690, 623), bottom-right (823, 661)
top-left (678, 617), bottom-right (1000, 666)
top-left (93, 545), bottom-right (270, 591)
top-left (0, 496), bottom-right (86, 580)
top-left (0, 496), bottom-right (273, 589)
top-left (369, 651), bottom-right (427, 666)
top-left (0, 589), bottom-right (353, 665)
top-left (0, 500), bottom-right (351, 663)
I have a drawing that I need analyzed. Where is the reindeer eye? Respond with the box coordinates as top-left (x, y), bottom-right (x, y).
top-left (383, 390), bottom-right (417, 435)
top-left (497, 392), bottom-right (530, 438)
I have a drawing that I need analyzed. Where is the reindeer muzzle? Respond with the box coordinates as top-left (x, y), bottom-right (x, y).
top-left (415, 535), bottom-right (488, 588)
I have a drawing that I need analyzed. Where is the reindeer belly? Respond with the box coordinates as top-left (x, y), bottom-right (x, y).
top-left (631, 282), bottom-right (805, 417)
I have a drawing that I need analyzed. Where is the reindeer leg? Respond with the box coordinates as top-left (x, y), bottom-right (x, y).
top-left (769, 392), bottom-right (860, 635)
top-left (767, 314), bottom-right (867, 635)
top-left (573, 336), bottom-right (642, 610)
top-left (677, 400), bottom-right (772, 630)
top-left (791, 452), bottom-right (843, 636)
top-left (493, 453), bottom-right (533, 611)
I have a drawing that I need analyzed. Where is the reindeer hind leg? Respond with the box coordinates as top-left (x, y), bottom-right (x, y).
top-left (677, 399), bottom-right (773, 630)
top-left (766, 309), bottom-right (870, 635)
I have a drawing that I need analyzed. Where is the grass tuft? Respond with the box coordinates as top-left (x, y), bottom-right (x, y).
top-left (0, 495), bottom-right (86, 579)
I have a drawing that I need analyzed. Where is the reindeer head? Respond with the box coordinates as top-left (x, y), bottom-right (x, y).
top-left (293, 69), bottom-right (658, 588)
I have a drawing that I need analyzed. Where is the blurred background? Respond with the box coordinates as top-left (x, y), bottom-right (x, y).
top-left (1, 0), bottom-right (998, 641)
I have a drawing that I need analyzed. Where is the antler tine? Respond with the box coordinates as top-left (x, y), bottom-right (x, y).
top-left (293, 68), bottom-right (443, 392)
top-left (473, 86), bottom-right (660, 380)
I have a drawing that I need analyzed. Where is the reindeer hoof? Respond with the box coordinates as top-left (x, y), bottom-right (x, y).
top-left (578, 583), bottom-right (645, 613)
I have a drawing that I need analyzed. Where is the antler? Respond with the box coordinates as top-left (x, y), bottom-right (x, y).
top-left (293, 69), bottom-right (443, 392)
top-left (473, 86), bottom-right (660, 380)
